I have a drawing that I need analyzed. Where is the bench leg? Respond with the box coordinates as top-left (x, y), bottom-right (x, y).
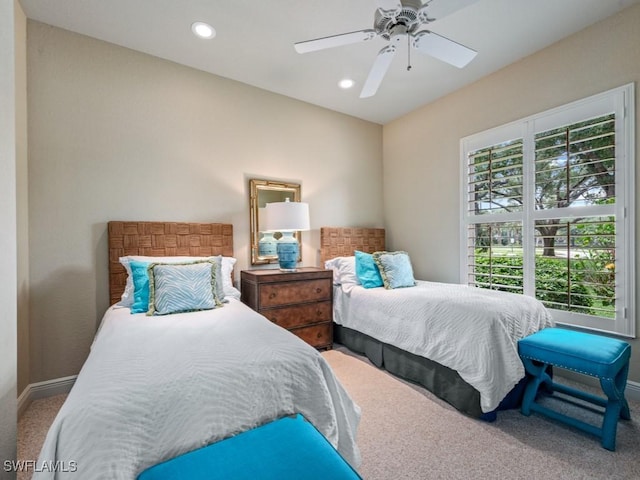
top-left (521, 359), bottom-right (552, 416)
top-left (613, 361), bottom-right (631, 420)
top-left (600, 362), bottom-right (631, 451)
top-left (601, 396), bottom-right (621, 451)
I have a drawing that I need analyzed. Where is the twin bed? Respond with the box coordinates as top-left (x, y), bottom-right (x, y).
top-left (34, 222), bottom-right (360, 479)
top-left (35, 221), bottom-right (552, 478)
top-left (320, 227), bottom-right (553, 419)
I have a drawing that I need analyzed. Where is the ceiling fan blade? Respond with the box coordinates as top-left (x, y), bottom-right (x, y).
top-left (418, 0), bottom-right (479, 23)
top-left (294, 29), bottom-right (377, 54)
top-left (360, 45), bottom-right (397, 98)
top-left (412, 30), bottom-right (477, 68)
top-left (375, 0), bottom-right (402, 19)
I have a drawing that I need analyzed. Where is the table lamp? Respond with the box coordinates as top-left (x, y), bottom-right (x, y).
top-left (264, 199), bottom-right (310, 271)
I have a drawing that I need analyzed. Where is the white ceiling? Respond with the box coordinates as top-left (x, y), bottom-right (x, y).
top-left (19, 0), bottom-right (640, 125)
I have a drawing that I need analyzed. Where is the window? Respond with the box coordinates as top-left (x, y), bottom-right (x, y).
top-left (461, 84), bottom-right (635, 337)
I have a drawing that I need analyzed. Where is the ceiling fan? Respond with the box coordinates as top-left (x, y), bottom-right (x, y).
top-left (294, 0), bottom-right (479, 98)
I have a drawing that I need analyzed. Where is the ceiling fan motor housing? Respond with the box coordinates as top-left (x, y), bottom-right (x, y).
top-left (375, 0), bottom-right (423, 40)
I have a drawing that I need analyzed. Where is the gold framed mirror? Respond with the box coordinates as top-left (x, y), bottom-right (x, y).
top-left (249, 179), bottom-right (302, 265)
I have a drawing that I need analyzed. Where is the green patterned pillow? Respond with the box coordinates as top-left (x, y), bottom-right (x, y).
top-left (373, 251), bottom-right (416, 289)
top-left (147, 260), bottom-right (222, 316)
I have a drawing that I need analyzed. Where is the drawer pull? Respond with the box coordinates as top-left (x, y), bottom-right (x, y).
top-left (316, 310), bottom-right (322, 316)
top-left (315, 288), bottom-right (322, 293)
top-left (269, 293), bottom-right (276, 299)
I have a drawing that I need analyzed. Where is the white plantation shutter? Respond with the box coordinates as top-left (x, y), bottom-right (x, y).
top-left (461, 84), bottom-right (634, 336)
top-left (533, 217), bottom-right (615, 317)
top-left (534, 115), bottom-right (615, 210)
top-left (466, 139), bottom-right (524, 293)
top-left (467, 139), bottom-right (524, 216)
top-left (466, 222), bottom-right (524, 293)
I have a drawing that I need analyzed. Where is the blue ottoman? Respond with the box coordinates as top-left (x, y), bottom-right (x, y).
top-left (518, 328), bottom-right (631, 451)
top-left (137, 414), bottom-right (361, 480)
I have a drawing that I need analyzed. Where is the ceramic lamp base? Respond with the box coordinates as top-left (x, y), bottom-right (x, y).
top-left (276, 232), bottom-right (299, 271)
top-left (258, 232), bottom-right (277, 257)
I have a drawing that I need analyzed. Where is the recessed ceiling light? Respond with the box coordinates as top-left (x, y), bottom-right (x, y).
top-left (338, 78), bottom-right (355, 89)
top-left (191, 22), bottom-right (216, 39)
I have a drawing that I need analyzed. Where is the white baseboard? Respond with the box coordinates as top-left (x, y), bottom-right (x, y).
top-left (17, 375), bottom-right (77, 418)
top-left (556, 370), bottom-right (640, 402)
top-left (625, 380), bottom-right (640, 402)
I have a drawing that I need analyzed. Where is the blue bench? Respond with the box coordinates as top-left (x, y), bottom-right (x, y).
top-left (137, 414), bottom-right (361, 480)
top-left (518, 328), bottom-right (631, 451)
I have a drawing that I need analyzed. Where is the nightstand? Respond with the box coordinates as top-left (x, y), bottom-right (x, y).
top-left (240, 267), bottom-right (333, 350)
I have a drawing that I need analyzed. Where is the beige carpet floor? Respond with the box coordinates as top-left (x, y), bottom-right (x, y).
top-left (18, 345), bottom-right (640, 479)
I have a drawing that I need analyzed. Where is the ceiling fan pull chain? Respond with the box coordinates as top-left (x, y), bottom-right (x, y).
top-left (407, 33), bottom-right (412, 71)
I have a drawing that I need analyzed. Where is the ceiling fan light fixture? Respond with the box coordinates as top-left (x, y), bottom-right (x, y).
top-left (338, 78), bottom-right (355, 89)
top-left (191, 22), bottom-right (216, 39)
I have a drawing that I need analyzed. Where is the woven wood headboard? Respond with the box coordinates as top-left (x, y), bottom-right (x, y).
top-left (320, 227), bottom-right (386, 264)
top-left (108, 221), bottom-right (234, 305)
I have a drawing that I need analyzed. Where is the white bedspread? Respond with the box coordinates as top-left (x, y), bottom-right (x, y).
top-left (334, 281), bottom-right (553, 413)
top-left (35, 300), bottom-right (360, 479)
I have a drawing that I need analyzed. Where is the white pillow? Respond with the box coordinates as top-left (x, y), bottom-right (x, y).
top-left (324, 256), bottom-right (359, 286)
top-left (118, 255), bottom-right (239, 306)
top-left (220, 256), bottom-right (241, 299)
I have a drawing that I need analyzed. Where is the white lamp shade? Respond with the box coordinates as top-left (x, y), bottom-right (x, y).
top-left (264, 201), bottom-right (310, 232)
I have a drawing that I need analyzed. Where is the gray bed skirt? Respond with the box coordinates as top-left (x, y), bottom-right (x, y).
top-left (334, 323), bottom-right (521, 420)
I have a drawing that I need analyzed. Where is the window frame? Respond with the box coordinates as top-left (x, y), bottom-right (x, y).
top-left (460, 84), bottom-right (635, 337)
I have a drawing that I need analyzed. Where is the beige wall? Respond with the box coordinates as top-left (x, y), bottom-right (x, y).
top-left (0, 0), bottom-right (26, 473)
top-left (16, 0), bottom-right (29, 397)
top-left (383, 4), bottom-right (640, 382)
top-left (26, 22), bottom-right (383, 383)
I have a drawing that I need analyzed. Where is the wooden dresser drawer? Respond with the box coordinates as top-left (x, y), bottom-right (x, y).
top-left (259, 279), bottom-right (331, 307)
top-left (241, 268), bottom-right (333, 350)
top-left (291, 323), bottom-right (332, 349)
top-left (261, 301), bottom-right (331, 330)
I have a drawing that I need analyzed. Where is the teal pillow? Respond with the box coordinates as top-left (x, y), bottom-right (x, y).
top-left (148, 261), bottom-right (220, 316)
top-left (355, 250), bottom-right (383, 288)
top-left (130, 260), bottom-right (152, 313)
top-left (373, 251), bottom-right (416, 289)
